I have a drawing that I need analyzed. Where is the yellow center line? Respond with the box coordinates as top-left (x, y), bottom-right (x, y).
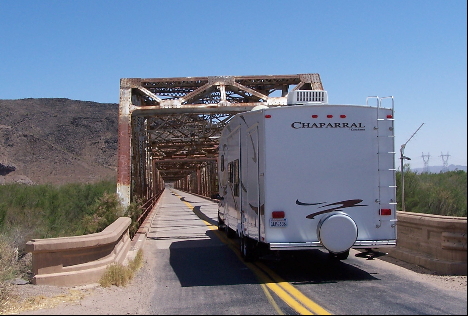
top-left (255, 262), bottom-right (331, 315)
top-left (171, 190), bottom-right (331, 315)
top-left (247, 262), bottom-right (315, 315)
top-left (260, 283), bottom-right (285, 315)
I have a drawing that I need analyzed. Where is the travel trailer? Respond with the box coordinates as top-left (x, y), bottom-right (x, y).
top-left (216, 90), bottom-right (397, 261)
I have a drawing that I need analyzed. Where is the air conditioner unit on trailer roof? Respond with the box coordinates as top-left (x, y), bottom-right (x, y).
top-left (287, 90), bottom-right (328, 105)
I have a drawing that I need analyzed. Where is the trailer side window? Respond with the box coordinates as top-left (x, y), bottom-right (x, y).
top-left (228, 159), bottom-right (239, 197)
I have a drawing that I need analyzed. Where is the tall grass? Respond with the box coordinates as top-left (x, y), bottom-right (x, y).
top-left (99, 249), bottom-right (144, 287)
top-left (0, 179), bottom-right (146, 310)
top-left (0, 180), bottom-right (117, 241)
top-left (0, 179), bottom-right (145, 251)
top-left (396, 167), bottom-right (467, 217)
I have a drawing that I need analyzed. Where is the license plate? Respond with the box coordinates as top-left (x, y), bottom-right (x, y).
top-left (270, 218), bottom-right (287, 227)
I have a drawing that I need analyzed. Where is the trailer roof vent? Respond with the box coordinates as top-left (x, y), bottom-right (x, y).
top-left (287, 90), bottom-right (328, 106)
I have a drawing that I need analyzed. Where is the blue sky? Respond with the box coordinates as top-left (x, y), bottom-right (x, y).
top-left (1, 0), bottom-right (466, 169)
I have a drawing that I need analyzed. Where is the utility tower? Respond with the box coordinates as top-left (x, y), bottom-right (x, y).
top-left (421, 152), bottom-right (430, 173)
top-left (440, 152), bottom-right (450, 172)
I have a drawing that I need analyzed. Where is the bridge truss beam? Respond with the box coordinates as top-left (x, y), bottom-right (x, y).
top-left (117, 74), bottom-right (323, 207)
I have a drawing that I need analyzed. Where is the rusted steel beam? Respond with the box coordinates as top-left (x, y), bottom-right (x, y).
top-left (130, 105), bottom-right (262, 116)
top-left (117, 83), bottom-right (132, 207)
top-left (117, 74), bottom-right (323, 206)
top-left (155, 157), bottom-right (217, 163)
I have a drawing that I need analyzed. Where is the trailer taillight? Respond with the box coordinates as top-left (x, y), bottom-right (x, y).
top-left (340, 115), bottom-right (346, 118)
top-left (327, 115), bottom-right (333, 118)
top-left (387, 114), bottom-right (393, 119)
top-left (272, 211), bottom-right (285, 218)
top-left (312, 115), bottom-right (318, 118)
top-left (380, 209), bottom-right (392, 215)
top-left (265, 115), bottom-right (271, 118)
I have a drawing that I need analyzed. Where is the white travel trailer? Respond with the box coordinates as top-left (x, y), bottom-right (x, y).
top-left (216, 90), bottom-right (397, 261)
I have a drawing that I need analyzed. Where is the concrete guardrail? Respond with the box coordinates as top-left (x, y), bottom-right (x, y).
top-left (25, 210), bottom-right (466, 287)
top-left (25, 217), bottom-right (132, 286)
top-left (387, 211), bottom-right (467, 275)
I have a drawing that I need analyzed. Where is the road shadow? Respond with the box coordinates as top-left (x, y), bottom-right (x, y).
top-left (258, 249), bottom-right (380, 285)
top-left (168, 233), bottom-right (254, 287)
top-left (165, 229), bottom-right (379, 287)
top-left (191, 205), bottom-right (218, 227)
top-left (157, 196), bottom-right (379, 287)
top-left (179, 196), bottom-right (197, 204)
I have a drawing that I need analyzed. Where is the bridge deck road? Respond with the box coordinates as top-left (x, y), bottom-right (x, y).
top-left (138, 187), bottom-right (467, 315)
top-left (142, 187), bottom-right (298, 315)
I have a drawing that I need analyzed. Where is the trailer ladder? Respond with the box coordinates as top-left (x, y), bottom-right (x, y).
top-left (368, 96), bottom-right (397, 228)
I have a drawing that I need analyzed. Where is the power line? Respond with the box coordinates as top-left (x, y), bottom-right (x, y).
top-left (421, 152), bottom-right (430, 173)
top-left (440, 152), bottom-right (450, 172)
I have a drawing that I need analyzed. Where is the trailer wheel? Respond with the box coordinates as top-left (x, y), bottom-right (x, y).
top-left (329, 249), bottom-right (350, 260)
top-left (217, 213), bottom-right (224, 231)
top-left (225, 226), bottom-right (236, 239)
top-left (240, 234), bottom-right (256, 262)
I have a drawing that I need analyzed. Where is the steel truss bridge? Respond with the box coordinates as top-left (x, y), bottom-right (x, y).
top-left (116, 73), bottom-right (323, 209)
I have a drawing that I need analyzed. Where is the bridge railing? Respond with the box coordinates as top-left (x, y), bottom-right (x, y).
top-left (388, 211), bottom-right (466, 275)
top-left (25, 217), bottom-right (132, 286)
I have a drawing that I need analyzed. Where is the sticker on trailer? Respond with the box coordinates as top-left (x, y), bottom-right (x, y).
top-left (270, 218), bottom-right (287, 227)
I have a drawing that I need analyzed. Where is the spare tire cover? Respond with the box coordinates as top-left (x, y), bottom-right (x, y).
top-left (318, 213), bottom-right (358, 253)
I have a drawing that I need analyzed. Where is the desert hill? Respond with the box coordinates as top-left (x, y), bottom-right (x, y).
top-left (0, 98), bottom-right (118, 185)
top-left (2, 98), bottom-right (466, 186)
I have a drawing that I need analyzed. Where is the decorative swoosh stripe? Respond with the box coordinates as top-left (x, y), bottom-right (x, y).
top-left (296, 200), bottom-right (325, 206)
top-left (302, 199), bottom-right (368, 219)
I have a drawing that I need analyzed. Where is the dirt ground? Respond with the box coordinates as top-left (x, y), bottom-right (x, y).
top-left (3, 246), bottom-right (158, 315)
top-left (2, 248), bottom-right (466, 315)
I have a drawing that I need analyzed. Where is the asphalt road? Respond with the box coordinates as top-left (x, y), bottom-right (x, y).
top-left (141, 188), bottom-right (467, 315)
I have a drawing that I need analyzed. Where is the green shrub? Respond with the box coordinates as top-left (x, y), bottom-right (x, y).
top-left (0, 180), bottom-right (116, 239)
top-left (124, 199), bottom-right (144, 239)
top-left (79, 192), bottom-right (123, 235)
top-left (396, 168), bottom-right (467, 217)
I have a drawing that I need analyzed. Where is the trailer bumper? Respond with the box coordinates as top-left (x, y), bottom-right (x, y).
top-left (353, 240), bottom-right (397, 248)
top-left (269, 240), bottom-right (397, 251)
